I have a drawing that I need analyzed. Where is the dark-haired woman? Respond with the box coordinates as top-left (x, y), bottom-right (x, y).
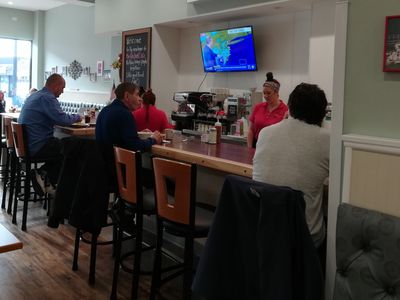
top-left (133, 89), bottom-right (173, 133)
top-left (247, 72), bottom-right (288, 148)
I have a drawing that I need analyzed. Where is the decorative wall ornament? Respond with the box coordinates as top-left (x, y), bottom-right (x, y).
top-left (68, 60), bottom-right (83, 80)
top-left (90, 72), bottom-right (97, 82)
top-left (96, 60), bottom-right (104, 76)
top-left (83, 66), bottom-right (90, 76)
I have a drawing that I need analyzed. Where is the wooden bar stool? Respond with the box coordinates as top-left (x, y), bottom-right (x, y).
top-left (62, 138), bottom-right (117, 285)
top-left (150, 157), bottom-right (215, 300)
top-left (0, 115), bottom-right (8, 183)
top-left (1, 116), bottom-right (17, 214)
top-left (110, 146), bottom-right (156, 300)
top-left (11, 122), bottom-right (59, 231)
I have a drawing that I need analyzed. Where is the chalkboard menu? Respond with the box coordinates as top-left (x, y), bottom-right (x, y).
top-left (122, 27), bottom-right (151, 89)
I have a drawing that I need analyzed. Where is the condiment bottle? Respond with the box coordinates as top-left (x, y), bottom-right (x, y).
top-left (215, 118), bottom-right (222, 144)
top-left (208, 127), bottom-right (217, 144)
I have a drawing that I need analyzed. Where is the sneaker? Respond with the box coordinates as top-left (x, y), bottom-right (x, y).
top-left (30, 170), bottom-right (45, 197)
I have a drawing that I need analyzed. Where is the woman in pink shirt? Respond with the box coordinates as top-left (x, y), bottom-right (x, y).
top-left (247, 72), bottom-right (288, 148)
top-left (133, 89), bottom-right (173, 133)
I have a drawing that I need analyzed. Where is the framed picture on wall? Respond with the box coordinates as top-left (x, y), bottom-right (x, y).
top-left (90, 72), bottom-right (97, 82)
top-left (383, 15), bottom-right (400, 72)
top-left (83, 66), bottom-right (90, 76)
top-left (96, 60), bottom-right (103, 76)
top-left (62, 66), bottom-right (68, 76)
top-left (103, 70), bottom-right (111, 81)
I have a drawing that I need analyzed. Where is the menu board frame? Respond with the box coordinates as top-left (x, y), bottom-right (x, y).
top-left (122, 27), bottom-right (152, 88)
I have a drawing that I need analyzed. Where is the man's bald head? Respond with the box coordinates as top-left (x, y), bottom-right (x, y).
top-left (45, 74), bottom-right (65, 98)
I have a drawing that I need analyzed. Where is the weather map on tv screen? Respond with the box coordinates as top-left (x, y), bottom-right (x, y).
top-left (200, 26), bottom-right (257, 72)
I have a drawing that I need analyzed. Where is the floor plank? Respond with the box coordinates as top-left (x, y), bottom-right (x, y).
top-left (0, 201), bottom-right (184, 300)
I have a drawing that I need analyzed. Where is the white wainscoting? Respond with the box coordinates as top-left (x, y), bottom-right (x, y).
top-left (342, 134), bottom-right (400, 217)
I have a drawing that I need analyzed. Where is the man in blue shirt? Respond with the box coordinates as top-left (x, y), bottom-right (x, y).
top-left (19, 74), bottom-right (81, 194)
top-left (96, 82), bottom-right (162, 187)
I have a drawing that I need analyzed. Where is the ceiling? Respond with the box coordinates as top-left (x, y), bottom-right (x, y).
top-left (0, 0), bottom-right (94, 11)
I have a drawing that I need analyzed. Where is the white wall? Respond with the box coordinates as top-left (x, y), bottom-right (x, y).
top-left (309, 1), bottom-right (335, 103)
top-left (94, 0), bottom-right (279, 35)
top-left (178, 12), bottom-right (311, 98)
top-left (0, 7), bottom-right (34, 40)
top-left (151, 10), bottom-right (317, 115)
top-left (44, 5), bottom-right (114, 95)
top-left (32, 11), bottom-right (45, 90)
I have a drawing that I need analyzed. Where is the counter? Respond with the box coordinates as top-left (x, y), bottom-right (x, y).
top-left (152, 137), bottom-right (254, 178)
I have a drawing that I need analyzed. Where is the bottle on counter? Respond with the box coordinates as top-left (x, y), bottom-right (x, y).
top-left (241, 117), bottom-right (248, 136)
top-left (236, 118), bottom-right (244, 136)
top-left (208, 127), bottom-right (217, 144)
top-left (215, 118), bottom-right (222, 144)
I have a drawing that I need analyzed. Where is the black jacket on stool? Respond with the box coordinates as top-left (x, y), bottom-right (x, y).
top-left (192, 175), bottom-right (323, 300)
top-left (48, 137), bottom-right (109, 235)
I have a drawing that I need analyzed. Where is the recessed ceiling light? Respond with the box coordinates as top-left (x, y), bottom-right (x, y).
top-left (8, 1), bottom-right (13, 5)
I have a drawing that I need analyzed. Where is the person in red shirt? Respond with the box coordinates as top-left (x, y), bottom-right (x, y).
top-left (247, 72), bottom-right (288, 148)
top-left (133, 89), bottom-right (173, 133)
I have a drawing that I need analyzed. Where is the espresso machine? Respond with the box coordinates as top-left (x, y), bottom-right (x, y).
top-left (171, 91), bottom-right (238, 134)
top-left (171, 92), bottom-right (209, 131)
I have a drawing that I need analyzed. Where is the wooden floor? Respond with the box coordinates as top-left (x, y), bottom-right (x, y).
top-left (0, 200), bottom-right (184, 300)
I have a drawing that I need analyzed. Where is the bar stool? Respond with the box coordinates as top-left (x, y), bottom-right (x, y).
top-left (0, 115), bottom-right (8, 183)
top-left (110, 146), bottom-right (156, 300)
top-left (59, 138), bottom-right (117, 285)
top-left (1, 116), bottom-right (17, 214)
top-left (11, 122), bottom-right (60, 231)
top-left (150, 157), bottom-right (215, 300)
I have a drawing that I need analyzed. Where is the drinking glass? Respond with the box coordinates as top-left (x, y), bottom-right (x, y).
top-left (173, 131), bottom-right (182, 144)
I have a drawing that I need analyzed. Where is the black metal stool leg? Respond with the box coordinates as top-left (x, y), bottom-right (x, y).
top-left (110, 227), bottom-right (123, 300)
top-left (88, 233), bottom-right (98, 285)
top-left (150, 220), bottom-right (164, 300)
top-left (72, 229), bottom-right (80, 271)
top-left (131, 214), bottom-right (143, 300)
top-left (1, 149), bottom-right (10, 209)
top-left (12, 160), bottom-right (21, 225)
top-left (7, 152), bottom-right (16, 214)
top-left (21, 162), bottom-right (31, 231)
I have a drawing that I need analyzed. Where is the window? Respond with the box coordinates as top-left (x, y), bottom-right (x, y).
top-left (0, 38), bottom-right (32, 110)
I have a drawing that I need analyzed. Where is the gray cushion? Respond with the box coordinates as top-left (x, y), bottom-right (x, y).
top-left (334, 203), bottom-right (400, 300)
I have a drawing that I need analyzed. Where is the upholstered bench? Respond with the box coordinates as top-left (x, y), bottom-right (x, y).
top-left (59, 101), bottom-right (106, 114)
top-left (334, 203), bottom-right (400, 299)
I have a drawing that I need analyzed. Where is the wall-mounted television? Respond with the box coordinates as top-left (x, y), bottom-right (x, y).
top-left (199, 26), bottom-right (257, 73)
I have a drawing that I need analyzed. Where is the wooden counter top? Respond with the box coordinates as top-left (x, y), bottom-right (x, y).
top-left (152, 137), bottom-right (254, 177)
top-left (55, 125), bottom-right (95, 137)
top-left (0, 224), bottom-right (23, 253)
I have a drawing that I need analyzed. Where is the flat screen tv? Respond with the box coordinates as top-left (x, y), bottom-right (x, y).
top-left (200, 26), bottom-right (257, 73)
